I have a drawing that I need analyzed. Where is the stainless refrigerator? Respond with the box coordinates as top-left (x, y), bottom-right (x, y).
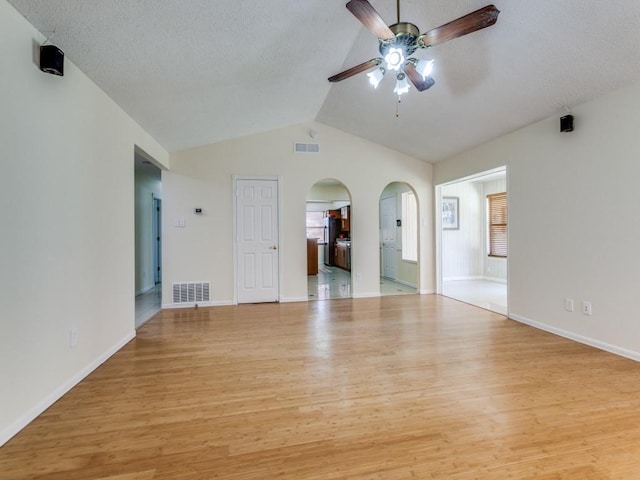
top-left (324, 217), bottom-right (340, 266)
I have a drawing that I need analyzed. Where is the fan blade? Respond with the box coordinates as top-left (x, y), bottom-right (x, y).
top-left (419, 5), bottom-right (500, 48)
top-left (346, 0), bottom-right (395, 40)
top-left (328, 58), bottom-right (382, 83)
top-left (404, 63), bottom-right (435, 92)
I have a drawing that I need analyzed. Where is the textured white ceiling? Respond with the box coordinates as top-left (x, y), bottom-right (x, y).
top-left (8, 0), bottom-right (640, 162)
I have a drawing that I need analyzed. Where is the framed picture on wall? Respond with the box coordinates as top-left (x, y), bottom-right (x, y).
top-left (442, 196), bottom-right (459, 230)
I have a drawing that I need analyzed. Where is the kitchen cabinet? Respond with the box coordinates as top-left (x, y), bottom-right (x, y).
top-left (340, 206), bottom-right (350, 233)
top-left (325, 209), bottom-right (341, 219)
top-left (334, 241), bottom-right (351, 271)
top-left (307, 238), bottom-right (318, 275)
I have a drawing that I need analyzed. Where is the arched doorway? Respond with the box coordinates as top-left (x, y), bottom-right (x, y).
top-left (306, 179), bottom-right (352, 300)
top-left (379, 182), bottom-right (418, 296)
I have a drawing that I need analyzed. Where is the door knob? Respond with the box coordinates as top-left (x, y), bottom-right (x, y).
top-left (270, 245), bottom-right (278, 250)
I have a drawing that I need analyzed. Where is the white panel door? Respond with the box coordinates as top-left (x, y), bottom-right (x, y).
top-left (236, 179), bottom-right (279, 303)
top-left (380, 196), bottom-right (397, 280)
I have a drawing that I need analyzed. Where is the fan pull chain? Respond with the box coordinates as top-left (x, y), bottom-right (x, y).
top-left (396, 96), bottom-right (401, 118)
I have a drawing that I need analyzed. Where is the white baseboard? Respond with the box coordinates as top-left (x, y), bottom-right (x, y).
top-left (510, 313), bottom-right (640, 363)
top-left (443, 275), bottom-right (484, 282)
top-left (0, 330), bottom-right (136, 447)
top-left (161, 301), bottom-right (216, 309)
top-left (442, 276), bottom-right (507, 284)
top-left (280, 296), bottom-right (309, 303)
top-left (161, 301), bottom-right (234, 309)
top-left (419, 289), bottom-right (435, 295)
top-left (353, 292), bottom-right (382, 299)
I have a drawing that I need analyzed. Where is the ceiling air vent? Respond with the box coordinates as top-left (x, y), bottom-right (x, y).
top-left (172, 282), bottom-right (211, 305)
top-left (294, 142), bottom-right (320, 154)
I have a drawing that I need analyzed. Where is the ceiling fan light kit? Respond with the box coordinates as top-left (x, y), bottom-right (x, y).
top-left (367, 67), bottom-right (385, 88)
top-left (414, 58), bottom-right (434, 78)
top-left (384, 47), bottom-right (406, 71)
top-left (393, 72), bottom-right (410, 96)
top-left (329, 0), bottom-right (500, 98)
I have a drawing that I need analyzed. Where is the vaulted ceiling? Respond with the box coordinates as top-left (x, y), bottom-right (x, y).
top-left (9, 0), bottom-right (640, 162)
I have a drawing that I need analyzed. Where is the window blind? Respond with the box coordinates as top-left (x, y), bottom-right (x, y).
top-left (488, 192), bottom-right (507, 257)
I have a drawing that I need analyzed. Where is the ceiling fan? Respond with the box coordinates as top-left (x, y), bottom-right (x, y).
top-left (328, 0), bottom-right (500, 94)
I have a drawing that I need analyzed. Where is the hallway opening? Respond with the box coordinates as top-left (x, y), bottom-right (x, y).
top-left (438, 167), bottom-right (507, 315)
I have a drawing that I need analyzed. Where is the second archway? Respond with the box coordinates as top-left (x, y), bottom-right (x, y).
top-left (306, 179), bottom-right (352, 300)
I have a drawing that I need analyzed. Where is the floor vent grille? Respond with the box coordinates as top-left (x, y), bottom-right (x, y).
top-left (294, 142), bottom-right (320, 154)
top-left (172, 282), bottom-right (211, 304)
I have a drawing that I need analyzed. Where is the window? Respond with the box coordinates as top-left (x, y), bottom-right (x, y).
top-left (306, 211), bottom-right (325, 242)
top-left (487, 192), bottom-right (507, 257)
top-left (401, 191), bottom-right (417, 262)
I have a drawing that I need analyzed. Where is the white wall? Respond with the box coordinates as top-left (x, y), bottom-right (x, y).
top-left (441, 182), bottom-right (483, 280)
top-left (434, 81), bottom-right (640, 360)
top-left (307, 182), bottom-right (351, 203)
top-left (482, 178), bottom-right (507, 281)
top-left (164, 122), bottom-right (434, 305)
top-left (441, 176), bottom-right (507, 282)
top-left (0, 0), bottom-right (169, 446)
top-left (135, 164), bottom-right (162, 294)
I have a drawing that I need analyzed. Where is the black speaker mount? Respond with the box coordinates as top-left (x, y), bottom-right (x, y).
top-left (560, 114), bottom-right (574, 133)
top-left (40, 45), bottom-right (64, 76)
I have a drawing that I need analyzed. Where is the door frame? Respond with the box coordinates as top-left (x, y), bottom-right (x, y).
top-left (152, 195), bottom-right (162, 285)
top-left (435, 166), bottom-right (508, 312)
top-left (232, 175), bottom-right (283, 304)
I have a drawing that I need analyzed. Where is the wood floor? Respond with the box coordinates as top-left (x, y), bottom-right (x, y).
top-left (3, 295), bottom-right (640, 479)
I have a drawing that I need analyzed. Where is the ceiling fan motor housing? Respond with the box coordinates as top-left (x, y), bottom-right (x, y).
top-left (379, 22), bottom-right (421, 57)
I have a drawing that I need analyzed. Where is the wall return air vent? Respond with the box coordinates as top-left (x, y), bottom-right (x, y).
top-left (294, 142), bottom-right (320, 154)
top-left (172, 282), bottom-right (211, 305)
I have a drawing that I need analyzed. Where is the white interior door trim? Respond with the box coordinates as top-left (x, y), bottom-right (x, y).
top-left (435, 185), bottom-right (444, 295)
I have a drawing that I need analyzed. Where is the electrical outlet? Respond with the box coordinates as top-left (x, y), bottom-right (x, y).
top-left (564, 298), bottom-right (574, 312)
top-left (70, 328), bottom-right (78, 348)
top-left (582, 301), bottom-right (592, 316)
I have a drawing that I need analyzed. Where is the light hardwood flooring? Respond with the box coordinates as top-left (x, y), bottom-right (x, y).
top-left (3, 295), bottom-right (640, 479)
top-left (442, 279), bottom-right (507, 315)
